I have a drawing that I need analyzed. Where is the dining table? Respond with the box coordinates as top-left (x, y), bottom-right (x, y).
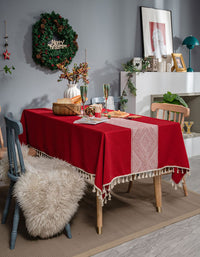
top-left (19, 108), bottom-right (190, 234)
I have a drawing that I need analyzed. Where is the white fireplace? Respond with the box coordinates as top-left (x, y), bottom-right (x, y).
top-left (120, 72), bottom-right (200, 157)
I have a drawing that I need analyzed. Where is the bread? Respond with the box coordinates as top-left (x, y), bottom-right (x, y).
top-left (71, 95), bottom-right (82, 104)
top-left (56, 95), bottom-right (87, 105)
top-left (57, 98), bottom-right (72, 104)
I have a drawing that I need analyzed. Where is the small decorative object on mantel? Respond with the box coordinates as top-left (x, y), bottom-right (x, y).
top-left (145, 56), bottom-right (158, 72)
top-left (166, 55), bottom-right (172, 72)
top-left (32, 11), bottom-right (78, 70)
top-left (57, 49), bottom-right (89, 98)
top-left (3, 21), bottom-right (11, 60)
top-left (171, 53), bottom-right (187, 72)
top-left (133, 57), bottom-right (142, 71)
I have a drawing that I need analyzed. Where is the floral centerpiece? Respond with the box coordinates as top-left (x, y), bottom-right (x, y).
top-left (57, 62), bottom-right (89, 84)
top-left (57, 62), bottom-right (89, 98)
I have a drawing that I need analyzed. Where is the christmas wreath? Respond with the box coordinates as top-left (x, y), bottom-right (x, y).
top-left (32, 11), bottom-right (78, 70)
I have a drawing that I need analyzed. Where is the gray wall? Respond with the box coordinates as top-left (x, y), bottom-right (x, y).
top-left (0, 0), bottom-right (200, 127)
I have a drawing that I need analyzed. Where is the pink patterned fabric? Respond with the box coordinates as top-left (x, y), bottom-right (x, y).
top-left (107, 118), bottom-right (158, 174)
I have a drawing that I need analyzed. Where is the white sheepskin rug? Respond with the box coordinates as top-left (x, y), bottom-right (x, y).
top-left (12, 145), bottom-right (86, 238)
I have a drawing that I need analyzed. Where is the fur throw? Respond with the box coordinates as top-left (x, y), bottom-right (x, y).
top-left (13, 145), bottom-right (86, 238)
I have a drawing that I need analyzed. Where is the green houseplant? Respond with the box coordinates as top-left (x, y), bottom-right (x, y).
top-left (162, 91), bottom-right (188, 107)
top-left (120, 58), bottom-right (150, 111)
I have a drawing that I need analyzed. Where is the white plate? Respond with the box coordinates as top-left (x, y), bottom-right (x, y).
top-left (74, 117), bottom-right (108, 125)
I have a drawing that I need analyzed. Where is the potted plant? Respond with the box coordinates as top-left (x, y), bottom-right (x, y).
top-left (161, 91), bottom-right (188, 107)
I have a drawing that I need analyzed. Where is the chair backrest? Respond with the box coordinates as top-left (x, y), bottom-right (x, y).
top-left (151, 102), bottom-right (190, 130)
top-left (92, 96), bottom-right (120, 110)
top-left (0, 106), bottom-right (4, 148)
top-left (4, 114), bottom-right (25, 181)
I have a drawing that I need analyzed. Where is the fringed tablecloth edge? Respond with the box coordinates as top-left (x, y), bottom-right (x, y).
top-left (30, 147), bottom-right (191, 206)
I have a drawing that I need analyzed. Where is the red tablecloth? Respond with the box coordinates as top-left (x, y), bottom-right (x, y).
top-left (19, 108), bottom-right (190, 203)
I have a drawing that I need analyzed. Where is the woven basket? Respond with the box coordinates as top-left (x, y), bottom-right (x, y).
top-left (52, 103), bottom-right (81, 116)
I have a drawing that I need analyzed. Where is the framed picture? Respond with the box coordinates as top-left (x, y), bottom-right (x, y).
top-left (141, 7), bottom-right (173, 60)
top-left (171, 53), bottom-right (187, 72)
top-left (133, 57), bottom-right (142, 71)
top-left (145, 56), bottom-right (158, 72)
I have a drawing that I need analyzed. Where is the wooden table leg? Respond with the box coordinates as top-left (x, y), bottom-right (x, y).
top-left (182, 176), bottom-right (188, 196)
top-left (127, 181), bottom-right (133, 193)
top-left (153, 175), bottom-right (162, 213)
top-left (127, 175), bottom-right (135, 193)
top-left (96, 195), bottom-right (102, 234)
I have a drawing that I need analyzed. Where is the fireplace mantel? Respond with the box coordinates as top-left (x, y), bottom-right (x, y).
top-left (120, 71), bottom-right (200, 116)
top-left (120, 72), bottom-right (200, 157)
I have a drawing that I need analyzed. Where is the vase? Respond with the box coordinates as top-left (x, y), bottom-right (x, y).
top-left (64, 83), bottom-right (80, 98)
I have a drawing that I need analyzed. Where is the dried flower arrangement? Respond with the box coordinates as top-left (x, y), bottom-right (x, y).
top-left (57, 62), bottom-right (89, 85)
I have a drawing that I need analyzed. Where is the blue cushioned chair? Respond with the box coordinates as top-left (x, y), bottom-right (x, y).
top-left (1, 114), bottom-right (72, 249)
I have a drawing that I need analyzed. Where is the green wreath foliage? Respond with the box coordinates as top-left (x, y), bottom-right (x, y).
top-left (32, 11), bottom-right (78, 70)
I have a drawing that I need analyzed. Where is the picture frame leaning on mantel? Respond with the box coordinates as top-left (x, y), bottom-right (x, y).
top-left (171, 53), bottom-right (187, 72)
top-left (141, 6), bottom-right (173, 60)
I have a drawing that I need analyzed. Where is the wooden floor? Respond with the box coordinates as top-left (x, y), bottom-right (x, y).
top-left (93, 155), bottom-right (200, 257)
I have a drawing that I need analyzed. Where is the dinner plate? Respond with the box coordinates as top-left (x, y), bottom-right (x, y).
top-left (74, 117), bottom-right (108, 125)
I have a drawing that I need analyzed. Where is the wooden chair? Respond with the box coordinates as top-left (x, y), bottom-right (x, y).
top-left (151, 102), bottom-right (190, 130)
top-left (128, 103), bottom-right (190, 212)
top-left (92, 96), bottom-right (120, 110)
top-left (1, 115), bottom-right (72, 249)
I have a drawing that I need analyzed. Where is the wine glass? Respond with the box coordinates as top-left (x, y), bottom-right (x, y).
top-left (103, 84), bottom-right (110, 113)
top-left (80, 85), bottom-right (88, 117)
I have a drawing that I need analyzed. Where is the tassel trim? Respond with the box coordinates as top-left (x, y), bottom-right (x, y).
top-left (30, 147), bottom-right (191, 206)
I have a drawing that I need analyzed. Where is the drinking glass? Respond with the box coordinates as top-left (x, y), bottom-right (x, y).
top-left (103, 84), bottom-right (110, 113)
top-left (80, 85), bottom-right (88, 117)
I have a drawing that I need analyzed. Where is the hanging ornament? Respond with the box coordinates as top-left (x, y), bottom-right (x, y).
top-left (3, 20), bottom-right (11, 60)
top-left (3, 49), bottom-right (11, 60)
